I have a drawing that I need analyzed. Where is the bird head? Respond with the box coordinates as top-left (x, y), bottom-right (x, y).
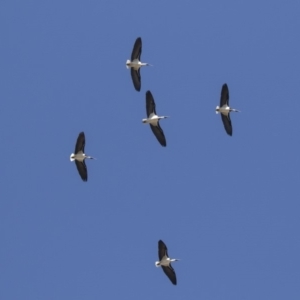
top-left (126, 60), bottom-right (131, 69)
top-left (70, 153), bottom-right (75, 161)
top-left (215, 106), bottom-right (220, 114)
top-left (155, 261), bottom-right (160, 267)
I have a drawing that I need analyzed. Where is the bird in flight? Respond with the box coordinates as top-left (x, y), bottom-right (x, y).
top-left (155, 240), bottom-right (179, 285)
top-left (216, 83), bottom-right (240, 136)
top-left (126, 37), bottom-right (152, 91)
top-left (142, 91), bottom-right (169, 147)
top-left (70, 132), bottom-right (95, 181)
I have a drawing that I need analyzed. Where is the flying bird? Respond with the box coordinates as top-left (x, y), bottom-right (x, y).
top-left (216, 83), bottom-right (240, 136)
top-left (70, 132), bottom-right (95, 181)
top-left (142, 91), bottom-right (169, 147)
top-left (155, 240), bottom-right (179, 285)
top-left (126, 37), bottom-right (152, 91)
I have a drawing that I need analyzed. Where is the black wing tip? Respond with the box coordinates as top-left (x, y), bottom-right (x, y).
top-left (78, 131), bottom-right (85, 140)
top-left (146, 91), bottom-right (155, 102)
top-left (222, 83), bottom-right (228, 89)
top-left (133, 80), bottom-right (141, 92)
top-left (77, 131), bottom-right (85, 141)
top-left (224, 124), bottom-right (232, 136)
top-left (77, 132), bottom-right (85, 140)
top-left (158, 240), bottom-right (166, 249)
top-left (80, 172), bottom-right (88, 181)
top-left (221, 83), bottom-right (229, 94)
top-left (146, 90), bottom-right (152, 97)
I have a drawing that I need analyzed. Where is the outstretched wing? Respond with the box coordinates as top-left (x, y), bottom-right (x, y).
top-left (75, 132), bottom-right (85, 154)
top-left (221, 113), bottom-right (232, 136)
top-left (158, 240), bottom-right (168, 260)
top-left (150, 123), bottom-right (166, 147)
top-left (146, 90), bottom-right (156, 117)
top-left (220, 83), bottom-right (229, 107)
top-left (75, 160), bottom-right (88, 182)
top-left (131, 37), bottom-right (142, 61)
top-left (161, 265), bottom-right (177, 285)
top-left (131, 68), bottom-right (141, 91)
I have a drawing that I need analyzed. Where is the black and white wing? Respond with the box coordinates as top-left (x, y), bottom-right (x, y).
top-left (75, 132), bottom-right (85, 154)
top-left (131, 37), bottom-right (142, 61)
top-left (162, 265), bottom-right (177, 285)
top-left (146, 90), bottom-right (156, 117)
top-left (220, 83), bottom-right (229, 107)
top-left (75, 160), bottom-right (88, 182)
top-left (150, 123), bottom-right (166, 147)
top-left (221, 113), bottom-right (233, 136)
top-left (131, 68), bottom-right (141, 92)
top-left (158, 240), bottom-right (168, 260)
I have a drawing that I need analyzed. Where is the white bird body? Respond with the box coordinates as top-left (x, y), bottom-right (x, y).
top-left (216, 105), bottom-right (230, 115)
top-left (126, 59), bottom-right (150, 70)
top-left (142, 113), bottom-right (168, 125)
top-left (155, 257), bottom-right (178, 267)
top-left (216, 104), bottom-right (239, 115)
top-left (70, 151), bottom-right (93, 162)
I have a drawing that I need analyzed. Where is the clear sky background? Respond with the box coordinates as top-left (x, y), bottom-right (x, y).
top-left (1, 1), bottom-right (300, 299)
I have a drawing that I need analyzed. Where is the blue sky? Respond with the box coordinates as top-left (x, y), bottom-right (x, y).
top-left (1, 1), bottom-right (300, 299)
